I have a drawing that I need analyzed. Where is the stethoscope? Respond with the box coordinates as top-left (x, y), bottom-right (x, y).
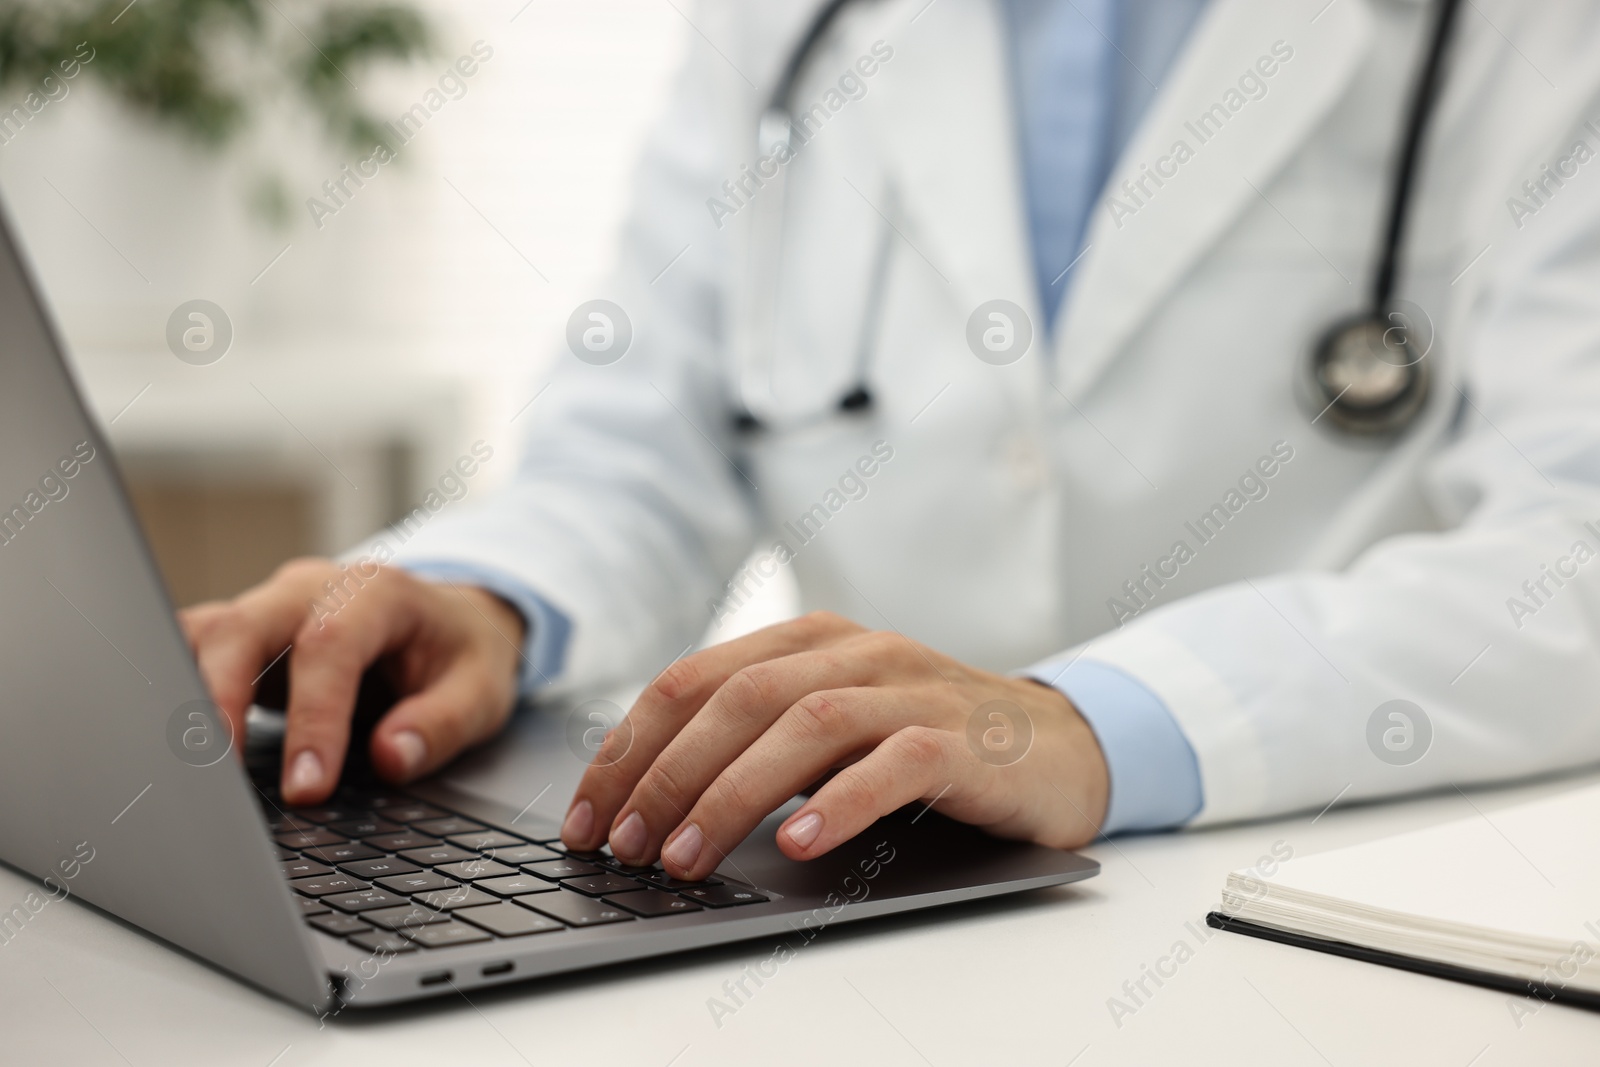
top-left (733, 0), bottom-right (1462, 438)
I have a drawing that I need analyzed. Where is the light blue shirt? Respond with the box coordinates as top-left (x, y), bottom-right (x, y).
top-left (1004, 0), bottom-right (1210, 331)
top-left (1022, 655), bottom-right (1201, 835)
top-left (405, 0), bottom-right (1211, 837)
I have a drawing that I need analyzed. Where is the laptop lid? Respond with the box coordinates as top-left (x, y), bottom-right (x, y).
top-left (0, 199), bottom-right (330, 1010)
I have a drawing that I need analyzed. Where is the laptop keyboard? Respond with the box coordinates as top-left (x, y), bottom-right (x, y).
top-left (258, 786), bottom-right (769, 954)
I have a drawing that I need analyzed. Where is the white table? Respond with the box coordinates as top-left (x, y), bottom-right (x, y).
top-left (3, 698), bottom-right (1596, 1067)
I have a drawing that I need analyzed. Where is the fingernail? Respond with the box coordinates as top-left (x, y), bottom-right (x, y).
top-left (391, 730), bottom-right (426, 777)
top-left (286, 750), bottom-right (323, 798)
top-left (610, 810), bottom-right (647, 862)
top-left (662, 822), bottom-right (703, 875)
top-left (562, 798), bottom-right (594, 844)
top-left (785, 811), bottom-right (823, 850)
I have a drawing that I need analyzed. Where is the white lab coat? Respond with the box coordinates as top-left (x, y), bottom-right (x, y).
top-left (396, 0), bottom-right (1600, 826)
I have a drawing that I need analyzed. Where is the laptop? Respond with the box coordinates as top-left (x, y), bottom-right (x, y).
top-left (0, 201), bottom-right (1099, 1012)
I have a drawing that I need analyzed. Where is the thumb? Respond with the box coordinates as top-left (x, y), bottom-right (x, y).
top-left (368, 660), bottom-right (511, 783)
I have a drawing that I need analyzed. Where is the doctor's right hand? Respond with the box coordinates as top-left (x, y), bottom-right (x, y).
top-left (178, 558), bottom-right (527, 806)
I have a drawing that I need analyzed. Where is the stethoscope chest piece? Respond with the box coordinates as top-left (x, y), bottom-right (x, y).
top-left (1308, 311), bottom-right (1432, 436)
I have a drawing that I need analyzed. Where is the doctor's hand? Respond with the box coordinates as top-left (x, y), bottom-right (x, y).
top-left (179, 559), bottom-right (526, 806)
top-left (561, 612), bottom-right (1109, 878)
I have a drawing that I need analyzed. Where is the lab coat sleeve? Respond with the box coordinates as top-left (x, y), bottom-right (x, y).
top-left (1024, 658), bottom-right (1204, 835)
top-left (1070, 161), bottom-right (1600, 826)
top-left (380, 12), bottom-right (759, 697)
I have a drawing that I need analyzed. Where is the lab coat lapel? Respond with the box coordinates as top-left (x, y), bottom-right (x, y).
top-left (870, 0), bottom-right (1040, 354)
top-left (1051, 0), bottom-right (1375, 399)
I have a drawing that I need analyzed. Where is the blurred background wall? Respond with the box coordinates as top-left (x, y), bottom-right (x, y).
top-left (0, 1), bottom-right (764, 617)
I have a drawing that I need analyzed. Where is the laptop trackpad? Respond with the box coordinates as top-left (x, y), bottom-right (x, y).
top-left (724, 800), bottom-right (1096, 907)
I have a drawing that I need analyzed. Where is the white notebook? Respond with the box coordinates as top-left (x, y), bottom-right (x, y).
top-left (1211, 783), bottom-right (1600, 1007)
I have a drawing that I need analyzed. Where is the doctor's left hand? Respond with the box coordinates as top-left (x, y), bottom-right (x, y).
top-left (560, 612), bottom-right (1109, 878)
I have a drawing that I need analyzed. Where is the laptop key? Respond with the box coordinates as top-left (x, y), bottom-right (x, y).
top-left (562, 874), bottom-right (646, 897)
top-left (400, 921), bottom-right (493, 948)
top-left (297, 896), bottom-right (332, 917)
top-left (413, 886), bottom-right (499, 912)
top-left (274, 846), bottom-right (299, 861)
top-left (412, 817), bottom-right (486, 837)
top-left (376, 871), bottom-right (459, 895)
top-left (291, 874), bottom-right (370, 897)
top-left (340, 857), bottom-right (421, 880)
top-left (605, 890), bottom-right (703, 918)
top-left (599, 857), bottom-right (660, 877)
top-left (522, 859), bottom-right (602, 881)
top-left (267, 814), bottom-right (318, 833)
top-left (557, 849), bottom-right (610, 863)
top-left (455, 903), bottom-right (564, 938)
top-left (446, 831), bottom-right (526, 853)
top-left (369, 802), bottom-right (446, 823)
top-left (521, 891), bottom-right (635, 927)
top-left (639, 871), bottom-right (722, 890)
top-left (343, 789), bottom-right (406, 805)
top-left (680, 884), bottom-right (769, 907)
top-left (325, 888), bottom-right (407, 913)
top-left (361, 904), bottom-right (448, 931)
top-left (303, 843), bottom-right (381, 864)
top-left (366, 831), bottom-right (442, 852)
top-left (483, 844), bottom-right (563, 867)
top-left (308, 912), bottom-right (370, 936)
top-left (273, 828), bottom-right (348, 849)
top-left (328, 817), bottom-right (403, 838)
top-left (475, 874), bottom-right (560, 898)
top-left (347, 930), bottom-right (419, 954)
top-left (435, 859), bottom-right (516, 883)
top-left (292, 807), bottom-right (361, 824)
top-left (281, 858), bottom-right (332, 880)
top-left (398, 844), bottom-right (477, 867)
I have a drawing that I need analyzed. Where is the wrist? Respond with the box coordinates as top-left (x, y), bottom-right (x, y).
top-left (1023, 678), bottom-right (1110, 848)
top-left (456, 584), bottom-right (528, 653)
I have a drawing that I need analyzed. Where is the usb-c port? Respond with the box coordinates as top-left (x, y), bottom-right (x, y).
top-left (481, 961), bottom-right (514, 977)
top-left (420, 971), bottom-right (453, 987)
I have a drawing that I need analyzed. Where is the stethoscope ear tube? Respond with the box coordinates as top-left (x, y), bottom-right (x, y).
top-left (730, 0), bottom-right (887, 435)
top-left (768, 0), bottom-right (860, 118)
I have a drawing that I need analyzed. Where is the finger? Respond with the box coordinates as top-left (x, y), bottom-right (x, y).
top-left (657, 687), bottom-right (908, 879)
top-left (775, 725), bottom-right (964, 862)
top-left (180, 585), bottom-right (314, 753)
top-left (177, 600), bottom-right (227, 650)
top-left (180, 605), bottom-right (261, 749)
top-left (368, 658), bottom-right (510, 783)
top-left (561, 611), bottom-right (859, 849)
top-left (605, 648), bottom-right (889, 864)
top-left (281, 581), bottom-right (420, 805)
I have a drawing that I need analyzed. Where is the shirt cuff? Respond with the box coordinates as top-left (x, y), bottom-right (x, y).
top-left (1023, 656), bottom-right (1203, 835)
top-left (393, 560), bottom-right (572, 694)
